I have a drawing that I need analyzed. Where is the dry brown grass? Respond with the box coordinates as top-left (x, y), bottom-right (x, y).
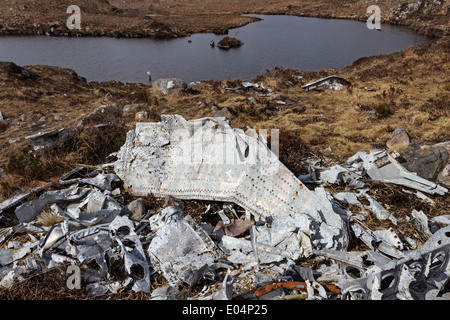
top-left (36, 210), bottom-right (65, 227)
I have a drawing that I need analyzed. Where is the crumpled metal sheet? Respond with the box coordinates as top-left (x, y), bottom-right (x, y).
top-left (40, 221), bottom-right (113, 274)
top-left (339, 226), bottom-right (450, 300)
top-left (60, 172), bottom-right (121, 191)
top-left (114, 114), bottom-right (348, 252)
top-left (109, 216), bottom-right (151, 293)
top-left (301, 149), bottom-right (448, 195)
top-left (220, 235), bottom-right (285, 266)
top-left (87, 278), bottom-right (133, 297)
top-left (148, 214), bottom-right (224, 287)
top-left (0, 241), bottom-right (39, 266)
top-left (14, 187), bottom-right (90, 223)
top-left (301, 75), bottom-right (350, 91)
top-left (351, 224), bottom-right (404, 259)
top-left (0, 189), bottom-right (39, 214)
top-left (61, 190), bottom-right (122, 227)
top-left (148, 206), bottom-right (184, 232)
top-left (25, 128), bottom-right (68, 150)
top-left (198, 269), bottom-right (234, 300)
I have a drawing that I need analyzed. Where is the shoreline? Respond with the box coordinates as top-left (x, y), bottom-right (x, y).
top-left (0, 13), bottom-right (443, 40)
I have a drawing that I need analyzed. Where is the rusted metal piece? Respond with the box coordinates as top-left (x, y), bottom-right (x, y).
top-left (253, 281), bottom-right (341, 297)
top-left (254, 281), bottom-right (307, 297)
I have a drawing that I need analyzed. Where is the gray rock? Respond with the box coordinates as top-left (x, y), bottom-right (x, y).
top-left (123, 104), bottom-right (140, 114)
top-left (121, 198), bottom-right (146, 221)
top-left (8, 137), bottom-right (20, 144)
top-left (437, 163), bottom-right (450, 187)
top-left (247, 97), bottom-right (257, 105)
top-left (153, 78), bottom-right (187, 95)
top-left (187, 81), bottom-right (202, 90)
top-left (402, 143), bottom-right (449, 180)
top-left (91, 104), bottom-right (120, 115)
top-left (213, 106), bottom-right (236, 121)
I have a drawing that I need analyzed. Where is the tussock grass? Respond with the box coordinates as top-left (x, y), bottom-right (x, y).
top-left (37, 210), bottom-right (65, 227)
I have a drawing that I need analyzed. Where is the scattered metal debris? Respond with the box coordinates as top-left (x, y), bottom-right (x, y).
top-left (339, 226), bottom-right (450, 300)
top-left (222, 81), bottom-right (271, 95)
top-left (301, 75), bottom-right (351, 91)
top-left (0, 115), bottom-right (449, 300)
top-left (299, 149), bottom-right (448, 195)
top-left (25, 128), bottom-right (68, 150)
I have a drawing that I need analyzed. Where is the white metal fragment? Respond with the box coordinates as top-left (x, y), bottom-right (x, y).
top-left (109, 216), bottom-right (151, 293)
top-left (347, 149), bottom-right (448, 195)
top-left (148, 206), bottom-right (184, 232)
top-left (114, 115), bottom-right (348, 251)
top-left (373, 228), bottom-right (404, 250)
top-left (147, 214), bottom-right (223, 287)
top-left (14, 188), bottom-right (89, 223)
top-left (411, 209), bottom-right (433, 238)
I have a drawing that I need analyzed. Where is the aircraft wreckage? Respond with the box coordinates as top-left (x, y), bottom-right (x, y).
top-left (0, 114), bottom-right (449, 300)
top-left (113, 114), bottom-right (349, 252)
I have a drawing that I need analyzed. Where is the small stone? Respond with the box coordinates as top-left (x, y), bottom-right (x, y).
top-left (91, 104), bottom-right (120, 115)
top-left (386, 128), bottom-right (410, 151)
top-left (162, 195), bottom-right (185, 210)
top-left (121, 198), bottom-right (146, 221)
top-left (135, 111), bottom-right (149, 122)
top-left (248, 97), bottom-right (257, 105)
top-left (8, 137), bottom-right (21, 144)
top-left (123, 104), bottom-right (140, 114)
top-left (213, 106), bottom-right (236, 121)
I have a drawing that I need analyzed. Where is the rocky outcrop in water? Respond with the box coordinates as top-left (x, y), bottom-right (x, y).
top-left (217, 36), bottom-right (243, 49)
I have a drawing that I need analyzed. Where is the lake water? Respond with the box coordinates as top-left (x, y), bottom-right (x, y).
top-left (0, 15), bottom-right (429, 84)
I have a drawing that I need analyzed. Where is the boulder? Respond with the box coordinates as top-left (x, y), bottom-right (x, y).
top-left (435, 141), bottom-right (450, 187)
top-left (153, 78), bottom-right (187, 95)
top-left (402, 142), bottom-right (449, 180)
top-left (213, 105), bottom-right (237, 121)
top-left (386, 128), bottom-right (410, 151)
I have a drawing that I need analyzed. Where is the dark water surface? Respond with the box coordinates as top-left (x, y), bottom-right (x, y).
top-left (0, 15), bottom-right (429, 84)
